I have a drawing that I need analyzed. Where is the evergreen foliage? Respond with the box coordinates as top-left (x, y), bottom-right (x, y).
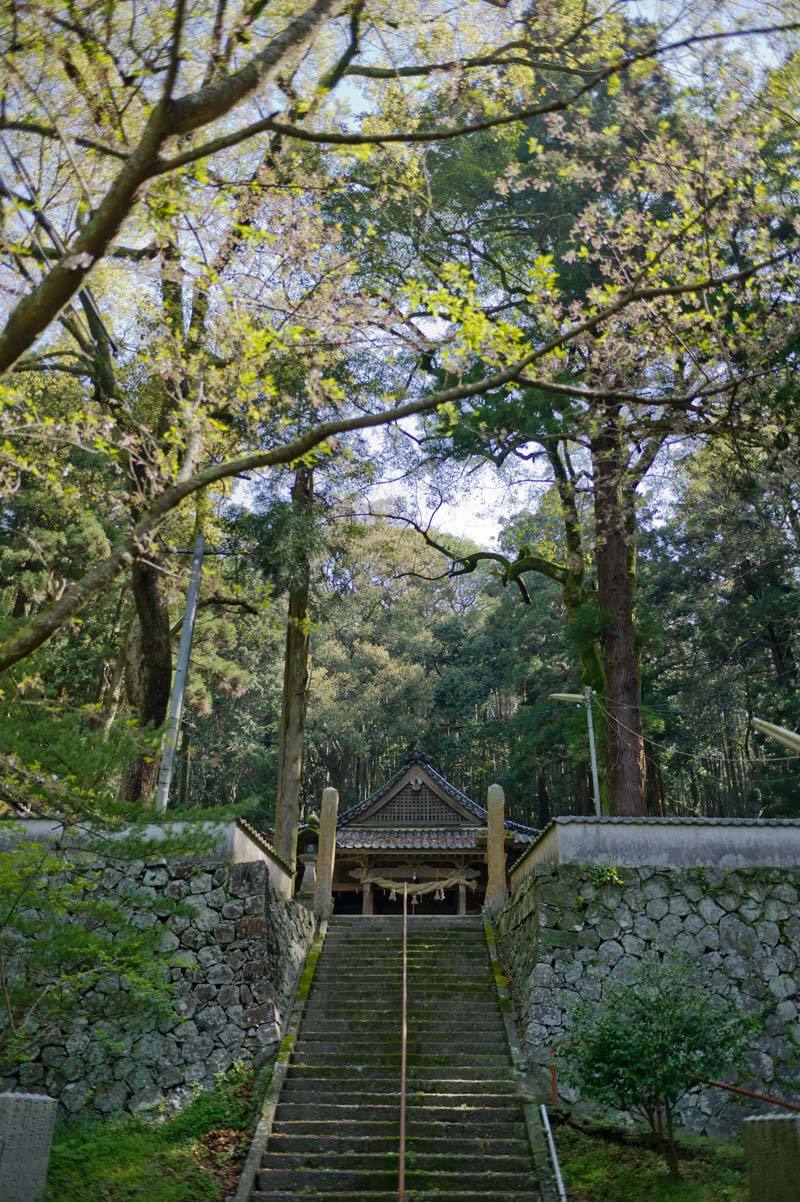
top-left (563, 957), bottom-right (761, 1178)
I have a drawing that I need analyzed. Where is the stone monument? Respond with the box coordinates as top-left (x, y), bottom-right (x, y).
top-left (0, 1092), bottom-right (58, 1202)
top-left (742, 1113), bottom-right (800, 1201)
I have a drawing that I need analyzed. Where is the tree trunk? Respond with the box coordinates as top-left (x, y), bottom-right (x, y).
top-left (536, 767), bottom-right (551, 829)
top-left (11, 587), bottom-right (28, 619)
top-left (273, 466), bottom-right (313, 869)
top-left (119, 558), bottom-right (173, 806)
top-left (591, 419), bottom-right (647, 816)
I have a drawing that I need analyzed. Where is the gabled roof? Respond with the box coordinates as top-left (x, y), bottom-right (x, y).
top-left (337, 749), bottom-right (484, 827)
top-left (337, 749), bottom-right (539, 840)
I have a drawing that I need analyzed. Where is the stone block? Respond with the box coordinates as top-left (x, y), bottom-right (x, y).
top-left (539, 929), bottom-right (579, 949)
top-left (94, 1081), bottom-right (128, 1113)
top-left (158, 929), bottom-right (180, 952)
top-left (0, 1092), bottom-right (57, 1202)
top-left (743, 1114), bottom-right (800, 1201)
top-left (243, 958), bottom-right (269, 981)
top-left (642, 876), bottom-right (670, 899)
top-left (764, 899), bottom-right (790, 923)
top-left (719, 914), bottom-right (758, 957)
top-left (143, 867), bottom-right (169, 888)
top-left (230, 861), bottom-right (267, 899)
top-left (645, 897), bottom-right (669, 922)
top-left (196, 1005), bottom-right (227, 1032)
top-left (236, 917), bottom-right (266, 939)
top-left (698, 897), bottom-right (725, 925)
top-left (242, 1004), bottom-right (274, 1027)
top-left (774, 945), bottom-right (797, 974)
top-left (597, 940), bottom-right (623, 966)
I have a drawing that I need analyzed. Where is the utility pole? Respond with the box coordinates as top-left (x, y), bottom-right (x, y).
top-left (549, 688), bottom-right (602, 817)
top-left (154, 533), bottom-right (205, 814)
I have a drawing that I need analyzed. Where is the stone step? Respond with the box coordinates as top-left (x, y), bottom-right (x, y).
top-left (274, 1102), bottom-right (524, 1125)
top-left (257, 1168), bottom-right (539, 1191)
top-left (313, 965), bottom-right (490, 977)
top-left (302, 1002), bottom-right (501, 1017)
top-left (279, 1091), bottom-right (520, 1110)
top-left (253, 1193), bottom-right (538, 1201)
top-left (323, 943), bottom-right (487, 952)
top-left (281, 1077), bottom-right (517, 1096)
top-left (310, 984), bottom-right (496, 997)
top-left (293, 1028), bottom-right (504, 1048)
top-left (300, 1019), bottom-right (503, 1033)
top-left (266, 1133), bottom-right (530, 1156)
top-left (290, 1052), bottom-right (510, 1068)
top-left (272, 1117), bottom-right (527, 1138)
top-left (248, 912), bottom-right (540, 1202)
top-left (293, 1035), bottom-right (509, 1052)
top-left (286, 1064), bottom-right (516, 1082)
top-left (323, 942), bottom-right (487, 953)
top-left (324, 932), bottom-right (486, 941)
top-left (329, 914), bottom-right (484, 920)
top-left (260, 1151), bottom-right (532, 1172)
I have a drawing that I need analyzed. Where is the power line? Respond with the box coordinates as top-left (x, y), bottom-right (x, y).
top-left (591, 693), bottom-right (800, 766)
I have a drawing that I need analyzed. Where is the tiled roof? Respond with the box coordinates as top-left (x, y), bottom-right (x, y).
top-left (337, 827), bottom-right (480, 850)
top-left (549, 816), bottom-right (800, 827)
top-left (337, 749), bottom-right (539, 840)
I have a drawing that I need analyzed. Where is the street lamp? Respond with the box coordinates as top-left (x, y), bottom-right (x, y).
top-left (549, 687), bottom-right (602, 818)
top-left (751, 717), bottom-right (800, 754)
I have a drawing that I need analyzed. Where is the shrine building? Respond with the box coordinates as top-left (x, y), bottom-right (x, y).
top-left (330, 750), bottom-right (538, 914)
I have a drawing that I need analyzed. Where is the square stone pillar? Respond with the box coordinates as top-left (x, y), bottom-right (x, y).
top-left (485, 783), bottom-right (507, 915)
top-left (0, 1092), bottom-right (57, 1202)
top-left (743, 1114), bottom-right (800, 1201)
top-left (313, 786), bottom-right (339, 918)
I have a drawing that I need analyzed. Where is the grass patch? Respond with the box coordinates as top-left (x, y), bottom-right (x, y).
top-left (45, 1063), bottom-right (268, 1202)
top-left (556, 1125), bottom-right (747, 1202)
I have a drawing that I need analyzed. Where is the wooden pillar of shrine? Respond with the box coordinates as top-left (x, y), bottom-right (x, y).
top-left (362, 879), bottom-right (374, 915)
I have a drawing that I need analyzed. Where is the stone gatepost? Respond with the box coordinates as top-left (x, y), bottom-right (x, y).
top-left (314, 786), bottom-right (339, 918)
top-left (743, 1114), bottom-right (800, 1201)
top-left (0, 1092), bottom-right (58, 1202)
top-left (485, 783), bottom-right (507, 915)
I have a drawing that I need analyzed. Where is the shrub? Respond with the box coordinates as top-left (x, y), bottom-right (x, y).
top-left (563, 955), bottom-right (761, 1179)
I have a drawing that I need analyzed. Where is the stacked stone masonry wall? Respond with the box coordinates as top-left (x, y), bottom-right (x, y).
top-left (0, 857), bottom-right (315, 1119)
top-left (496, 863), bottom-right (800, 1133)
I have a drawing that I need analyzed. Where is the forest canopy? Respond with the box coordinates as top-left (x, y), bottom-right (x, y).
top-left (1, 0), bottom-right (800, 839)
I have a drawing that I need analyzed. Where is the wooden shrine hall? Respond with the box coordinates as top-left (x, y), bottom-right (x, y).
top-left (328, 750), bottom-right (538, 915)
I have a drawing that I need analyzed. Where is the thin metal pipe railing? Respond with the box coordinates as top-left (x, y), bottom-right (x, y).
top-left (398, 881), bottom-right (408, 1202)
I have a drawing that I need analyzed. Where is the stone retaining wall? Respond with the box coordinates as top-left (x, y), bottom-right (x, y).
top-left (496, 864), bottom-right (800, 1133)
top-left (0, 857), bottom-right (315, 1118)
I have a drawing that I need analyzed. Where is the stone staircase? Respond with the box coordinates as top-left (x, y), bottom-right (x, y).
top-left (252, 914), bottom-right (543, 1201)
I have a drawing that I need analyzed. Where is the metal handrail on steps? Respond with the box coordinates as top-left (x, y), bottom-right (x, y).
top-left (539, 1104), bottom-right (568, 1202)
top-left (399, 881), bottom-right (408, 1202)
